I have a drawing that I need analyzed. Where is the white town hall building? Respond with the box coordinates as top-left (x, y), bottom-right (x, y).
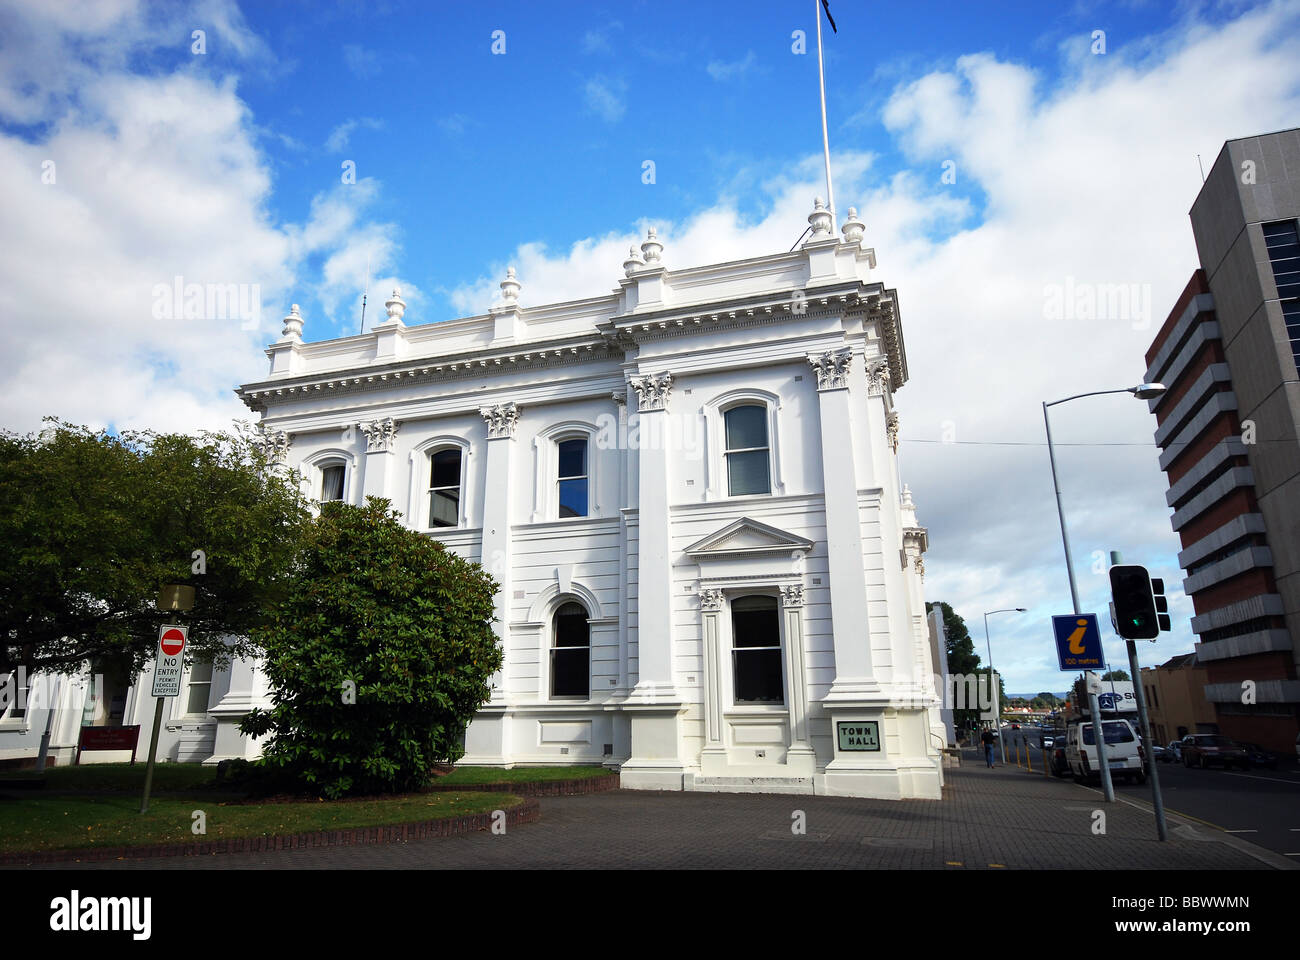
top-left (2, 200), bottom-right (947, 799)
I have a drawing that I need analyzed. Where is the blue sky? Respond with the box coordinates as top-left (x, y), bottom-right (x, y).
top-left (2, 0), bottom-right (1298, 693)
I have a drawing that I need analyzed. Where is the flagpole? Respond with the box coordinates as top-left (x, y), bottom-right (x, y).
top-left (815, 0), bottom-right (836, 229)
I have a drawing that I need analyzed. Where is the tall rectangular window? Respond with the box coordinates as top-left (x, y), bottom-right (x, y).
top-left (557, 438), bottom-right (588, 517)
top-left (1282, 299), bottom-right (1300, 374)
top-left (725, 405), bottom-right (771, 496)
top-left (731, 595), bottom-right (783, 704)
top-left (428, 448), bottom-right (462, 528)
top-left (1264, 219), bottom-right (1300, 299)
top-left (320, 463), bottom-right (345, 502)
top-left (185, 658), bottom-right (213, 715)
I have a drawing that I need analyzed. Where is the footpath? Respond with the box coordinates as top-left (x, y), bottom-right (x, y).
top-left (22, 747), bottom-right (1294, 870)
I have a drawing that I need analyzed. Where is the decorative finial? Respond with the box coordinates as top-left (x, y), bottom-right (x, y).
top-left (500, 266), bottom-right (521, 304)
top-left (384, 287), bottom-right (406, 323)
top-left (808, 197), bottom-right (832, 237)
top-left (841, 206), bottom-right (866, 244)
top-left (901, 483), bottom-right (915, 508)
top-left (281, 303), bottom-right (303, 340)
top-left (623, 245), bottom-right (644, 277)
top-left (641, 227), bottom-right (663, 264)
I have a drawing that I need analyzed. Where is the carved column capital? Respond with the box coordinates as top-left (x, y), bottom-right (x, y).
top-left (479, 402), bottom-right (520, 439)
top-left (779, 584), bottom-right (805, 609)
top-left (254, 426), bottom-right (291, 462)
top-left (358, 417), bottom-right (400, 453)
top-left (807, 348), bottom-right (853, 391)
top-left (628, 372), bottom-right (673, 412)
top-left (699, 587), bottom-right (725, 611)
top-left (866, 358), bottom-right (892, 397)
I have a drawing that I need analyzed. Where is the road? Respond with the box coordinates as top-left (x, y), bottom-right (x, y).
top-left (996, 725), bottom-right (1300, 858)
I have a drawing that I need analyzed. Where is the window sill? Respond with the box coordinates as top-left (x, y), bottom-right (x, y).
top-left (724, 705), bottom-right (789, 715)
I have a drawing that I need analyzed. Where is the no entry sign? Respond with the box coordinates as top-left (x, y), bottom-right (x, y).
top-left (152, 624), bottom-right (188, 697)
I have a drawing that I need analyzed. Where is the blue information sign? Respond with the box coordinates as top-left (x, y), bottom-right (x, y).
top-left (1053, 614), bottom-right (1104, 671)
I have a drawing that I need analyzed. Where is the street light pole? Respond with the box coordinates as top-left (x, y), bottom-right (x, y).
top-left (983, 607), bottom-right (1026, 765)
top-left (1041, 383), bottom-right (1165, 804)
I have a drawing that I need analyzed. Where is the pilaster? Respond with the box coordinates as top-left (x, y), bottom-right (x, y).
top-left (479, 402), bottom-right (520, 707)
top-left (808, 348), bottom-right (881, 704)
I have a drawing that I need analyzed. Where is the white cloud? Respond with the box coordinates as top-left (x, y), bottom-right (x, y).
top-left (342, 43), bottom-right (380, 79)
top-left (582, 21), bottom-right (623, 55)
top-left (0, 2), bottom-right (399, 435)
top-left (706, 50), bottom-right (758, 82)
top-left (583, 75), bottom-right (626, 123)
top-left (325, 116), bottom-right (383, 152)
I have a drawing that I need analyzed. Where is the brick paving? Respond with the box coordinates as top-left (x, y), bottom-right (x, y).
top-left (17, 750), bottom-right (1283, 870)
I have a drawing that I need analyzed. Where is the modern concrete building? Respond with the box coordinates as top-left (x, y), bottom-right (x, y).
top-left (1144, 128), bottom-right (1300, 753)
top-left (3, 199), bottom-right (951, 798)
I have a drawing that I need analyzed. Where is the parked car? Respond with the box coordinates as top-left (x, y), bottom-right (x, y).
top-left (1040, 728), bottom-right (1065, 750)
top-left (1065, 718), bottom-right (1146, 785)
top-left (1150, 742), bottom-right (1172, 763)
top-left (1237, 742), bottom-right (1279, 770)
top-left (1167, 739), bottom-right (1186, 762)
top-left (1181, 734), bottom-right (1249, 770)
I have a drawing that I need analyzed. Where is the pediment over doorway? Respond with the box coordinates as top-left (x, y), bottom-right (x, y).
top-left (684, 517), bottom-right (814, 560)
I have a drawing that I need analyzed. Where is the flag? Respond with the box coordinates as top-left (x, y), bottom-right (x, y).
top-left (821, 0), bottom-right (837, 33)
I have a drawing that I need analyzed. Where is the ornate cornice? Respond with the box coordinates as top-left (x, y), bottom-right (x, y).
top-left (480, 402), bottom-right (520, 439)
top-left (628, 372), bottom-right (673, 412)
top-left (237, 338), bottom-right (619, 413)
top-left (808, 348), bottom-right (853, 391)
top-left (358, 417), bottom-right (399, 453)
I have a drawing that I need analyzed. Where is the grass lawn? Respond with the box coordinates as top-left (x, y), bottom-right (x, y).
top-left (435, 765), bottom-right (613, 784)
top-left (0, 791), bottom-right (523, 855)
top-left (0, 762), bottom-right (218, 793)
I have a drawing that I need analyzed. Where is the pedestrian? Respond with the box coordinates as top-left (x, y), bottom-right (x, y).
top-left (981, 728), bottom-right (996, 768)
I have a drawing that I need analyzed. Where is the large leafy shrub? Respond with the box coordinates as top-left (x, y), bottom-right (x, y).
top-left (240, 497), bottom-right (501, 798)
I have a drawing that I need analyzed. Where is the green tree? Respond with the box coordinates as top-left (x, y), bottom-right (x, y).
top-left (240, 498), bottom-right (503, 798)
top-left (1101, 669), bottom-right (1130, 681)
top-left (926, 601), bottom-right (984, 736)
top-left (0, 420), bottom-right (310, 679)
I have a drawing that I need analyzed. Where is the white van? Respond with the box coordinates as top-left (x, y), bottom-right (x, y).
top-left (1065, 718), bottom-right (1146, 785)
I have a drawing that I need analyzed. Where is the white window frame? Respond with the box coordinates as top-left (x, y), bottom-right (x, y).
top-left (703, 389), bottom-right (784, 500)
top-left (300, 448), bottom-right (357, 506)
top-left (724, 591), bottom-right (787, 708)
top-left (408, 436), bottom-right (472, 530)
top-left (181, 655), bottom-right (215, 718)
top-left (531, 421), bottom-right (600, 522)
top-left (548, 599), bottom-right (592, 701)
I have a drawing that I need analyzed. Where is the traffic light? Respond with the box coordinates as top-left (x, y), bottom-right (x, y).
top-left (1151, 577), bottom-right (1171, 633)
top-left (1109, 564), bottom-right (1159, 640)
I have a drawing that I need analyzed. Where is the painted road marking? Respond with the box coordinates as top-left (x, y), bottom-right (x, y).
top-left (1224, 829), bottom-right (1258, 833)
top-left (1221, 772), bottom-right (1300, 786)
top-left (946, 861), bottom-right (963, 866)
top-left (989, 863), bottom-right (1006, 868)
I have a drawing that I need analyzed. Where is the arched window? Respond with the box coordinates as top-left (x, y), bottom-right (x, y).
top-left (724, 404), bottom-right (771, 496)
top-left (731, 595), bottom-right (782, 703)
top-left (550, 601), bottom-right (590, 698)
top-left (428, 447), bottom-right (462, 528)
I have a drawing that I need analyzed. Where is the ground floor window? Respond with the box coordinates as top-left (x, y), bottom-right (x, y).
top-left (551, 602), bottom-right (590, 698)
top-left (731, 595), bottom-right (783, 704)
